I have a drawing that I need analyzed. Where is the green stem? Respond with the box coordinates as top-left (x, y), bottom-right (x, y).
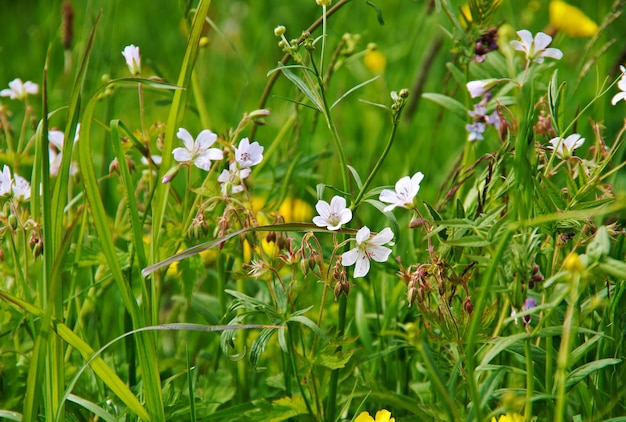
top-left (352, 111), bottom-right (402, 208)
top-left (325, 293), bottom-right (347, 422)
top-left (524, 337), bottom-right (534, 421)
top-left (288, 323), bottom-right (316, 417)
top-left (465, 226), bottom-right (514, 421)
top-left (554, 272), bottom-right (579, 422)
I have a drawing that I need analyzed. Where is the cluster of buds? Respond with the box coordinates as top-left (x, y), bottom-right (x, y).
top-left (390, 89), bottom-right (409, 120)
top-left (274, 25), bottom-right (305, 63)
top-left (188, 212), bottom-right (210, 240)
top-left (332, 258), bottom-right (350, 300)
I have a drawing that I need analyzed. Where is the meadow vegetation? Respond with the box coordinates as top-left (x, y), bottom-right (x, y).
top-left (1, 0), bottom-right (626, 421)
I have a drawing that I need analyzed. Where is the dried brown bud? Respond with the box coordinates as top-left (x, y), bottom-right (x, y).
top-left (62, 1), bottom-right (74, 51)
top-left (463, 297), bottom-right (474, 315)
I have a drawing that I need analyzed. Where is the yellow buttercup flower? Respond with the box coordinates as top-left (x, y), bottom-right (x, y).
top-left (355, 409), bottom-right (395, 422)
top-left (491, 413), bottom-right (524, 422)
top-left (549, 0), bottom-right (598, 37)
top-left (363, 49), bottom-right (387, 74)
top-left (278, 197), bottom-right (314, 223)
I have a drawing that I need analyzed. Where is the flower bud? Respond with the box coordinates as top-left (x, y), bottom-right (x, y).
top-left (8, 214), bottom-right (18, 231)
top-left (334, 281), bottom-right (343, 300)
top-left (463, 297), bottom-right (474, 314)
top-left (316, 0), bottom-right (332, 6)
top-left (199, 36), bottom-right (209, 48)
top-left (399, 88), bottom-right (409, 98)
top-left (274, 26), bottom-right (286, 37)
top-left (161, 165), bottom-right (180, 184)
top-left (407, 286), bottom-right (418, 307)
top-left (33, 238), bottom-right (44, 258)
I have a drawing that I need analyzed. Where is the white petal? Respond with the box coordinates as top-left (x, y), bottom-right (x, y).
top-left (368, 244), bottom-right (392, 263)
top-left (355, 226), bottom-right (371, 244)
top-left (24, 81), bottom-right (39, 95)
top-left (194, 155), bottom-right (214, 171)
top-left (353, 253), bottom-right (371, 278)
top-left (379, 189), bottom-right (400, 205)
top-left (411, 171), bottom-right (425, 188)
top-left (172, 147), bottom-right (192, 162)
top-left (315, 200), bottom-right (331, 219)
top-left (196, 130), bottom-right (218, 149)
top-left (370, 227), bottom-right (394, 245)
top-left (540, 47), bottom-right (563, 61)
top-left (203, 148), bottom-right (224, 161)
top-left (176, 128), bottom-right (195, 151)
top-left (48, 130), bottom-right (65, 150)
top-left (611, 92), bottom-right (626, 105)
top-left (341, 248), bottom-right (359, 266)
top-left (217, 169), bottom-right (230, 183)
top-left (516, 30), bottom-right (533, 48)
top-left (533, 32), bottom-right (553, 51)
top-left (338, 208), bottom-right (353, 225)
top-left (329, 195), bottom-right (347, 212)
top-left (313, 216), bottom-right (329, 228)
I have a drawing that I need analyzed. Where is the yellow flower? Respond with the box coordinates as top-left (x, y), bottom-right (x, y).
top-left (491, 413), bottom-right (524, 422)
top-left (355, 409), bottom-right (395, 422)
top-left (363, 49), bottom-right (387, 74)
top-left (549, 0), bottom-right (598, 37)
top-left (278, 197), bottom-right (314, 223)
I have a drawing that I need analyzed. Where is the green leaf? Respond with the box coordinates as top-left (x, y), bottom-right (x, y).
top-left (67, 394), bottom-right (118, 422)
top-left (422, 93), bottom-right (467, 120)
top-left (444, 235), bottom-right (490, 248)
top-left (478, 333), bottom-right (530, 368)
top-left (313, 349), bottom-right (354, 370)
top-left (250, 328), bottom-right (277, 368)
top-left (366, 1), bottom-right (385, 25)
top-left (565, 358), bottom-right (622, 390)
top-left (277, 63), bottom-right (322, 112)
top-left (347, 165), bottom-right (363, 190)
top-left (330, 76), bottom-right (380, 110)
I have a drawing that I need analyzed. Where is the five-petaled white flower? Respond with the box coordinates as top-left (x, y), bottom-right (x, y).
top-left (217, 162), bottom-right (251, 196)
top-left (235, 137), bottom-right (264, 168)
top-left (548, 133), bottom-right (585, 159)
top-left (12, 174), bottom-right (31, 202)
top-left (122, 44), bottom-right (141, 76)
top-left (0, 165), bottom-right (12, 197)
top-left (341, 226), bottom-right (394, 278)
top-left (611, 66), bottom-right (626, 106)
top-left (312, 195), bottom-right (352, 230)
top-left (511, 30), bottom-right (563, 64)
top-left (379, 172), bottom-right (424, 212)
top-left (172, 127), bottom-right (223, 171)
top-left (0, 78), bottom-right (39, 100)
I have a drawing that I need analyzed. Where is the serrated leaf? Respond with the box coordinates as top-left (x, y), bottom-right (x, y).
top-left (250, 328), bottom-right (277, 368)
top-left (313, 349), bottom-right (354, 369)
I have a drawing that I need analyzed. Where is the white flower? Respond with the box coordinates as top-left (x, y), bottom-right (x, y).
top-left (217, 162), bottom-right (251, 196)
top-left (379, 172), bottom-right (424, 212)
top-left (0, 165), bottom-right (12, 197)
top-left (0, 78), bottom-right (39, 100)
top-left (12, 174), bottom-right (31, 202)
top-left (235, 137), bottom-right (264, 168)
top-left (611, 66), bottom-right (626, 106)
top-left (511, 30), bottom-right (563, 64)
top-left (172, 127), bottom-right (223, 171)
top-left (466, 79), bottom-right (497, 98)
top-left (312, 195), bottom-right (352, 230)
top-left (122, 44), bottom-right (141, 75)
top-left (341, 226), bottom-right (393, 278)
top-left (48, 129), bottom-right (78, 176)
top-left (548, 133), bottom-right (585, 159)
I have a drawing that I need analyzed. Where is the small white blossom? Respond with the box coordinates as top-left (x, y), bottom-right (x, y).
top-left (466, 79), bottom-right (497, 98)
top-left (0, 78), bottom-right (39, 100)
top-left (48, 129), bottom-right (79, 177)
top-left (548, 133), bottom-right (585, 159)
top-left (379, 172), bottom-right (424, 212)
top-left (122, 44), bottom-right (141, 75)
top-left (217, 162), bottom-right (251, 196)
top-left (235, 137), bottom-right (264, 168)
top-left (341, 226), bottom-right (393, 278)
top-left (312, 195), bottom-right (352, 230)
top-left (172, 128), bottom-right (223, 171)
top-left (0, 165), bottom-right (12, 197)
top-left (511, 30), bottom-right (563, 64)
top-left (611, 66), bottom-right (626, 106)
top-left (12, 174), bottom-right (31, 202)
